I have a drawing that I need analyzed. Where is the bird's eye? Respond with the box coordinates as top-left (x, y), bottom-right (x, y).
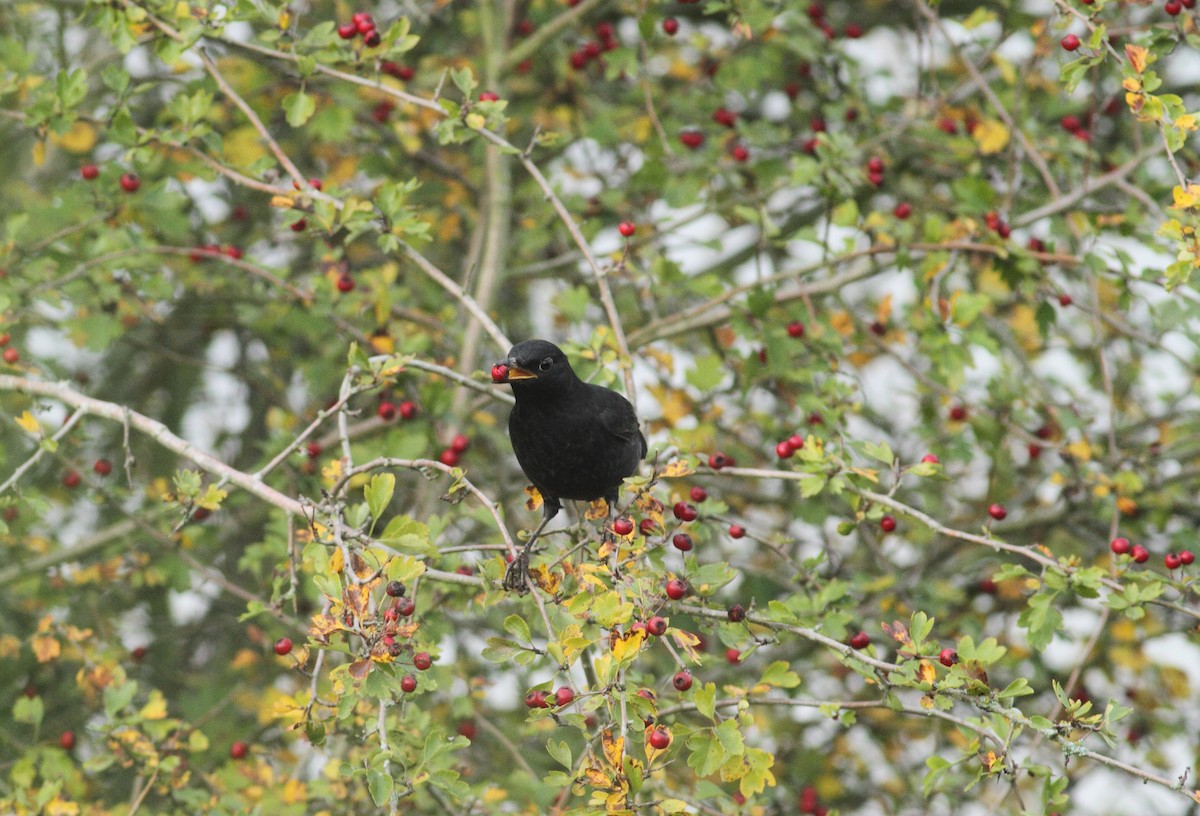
top-left (538, 357), bottom-right (553, 371)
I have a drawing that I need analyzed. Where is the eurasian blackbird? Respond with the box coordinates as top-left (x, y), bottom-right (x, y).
top-left (492, 339), bottom-right (647, 592)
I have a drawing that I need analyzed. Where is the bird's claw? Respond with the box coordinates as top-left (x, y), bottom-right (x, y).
top-left (502, 549), bottom-right (531, 594)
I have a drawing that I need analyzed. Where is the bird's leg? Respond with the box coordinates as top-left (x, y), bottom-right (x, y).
top-left (503, 502), bottom-right (558, 594)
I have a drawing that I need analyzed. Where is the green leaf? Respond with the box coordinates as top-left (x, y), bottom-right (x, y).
top-left (685, 730), bottom-right (726, 777)
top-left (378, 515), bottom-right (434, 555)
top-left (367, 768), bottom-right (393, 806)
top-left (713, 719), bottom-right (744, 756)
top-left (758, 660), bottom-right (802, 689)
top-left (860, 440), bottom-right (894, 464)
top-left (686, 352), bottom-right (727, 391)
top-left (365, 473), bottom-right (395, 522)
top-left (998, 677), bottom-right (1034, 699)
top-left (831, 198), bottom-right (859, 227)
top-left (13, 694), bottom-right (43, 727)
top-left (104, 680), bottom-right (138, 717)
top-left (547, 738), bottom-right (572, 769)
top-left (504, 614), bottom-right (531, 644)
top-left (694, 682), bottom-right (717, 721)
top-left (283, 90), bottom-right (316, 127)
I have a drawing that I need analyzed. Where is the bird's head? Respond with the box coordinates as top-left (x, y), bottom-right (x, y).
top-left (491, 340), bottom-right (575, 392)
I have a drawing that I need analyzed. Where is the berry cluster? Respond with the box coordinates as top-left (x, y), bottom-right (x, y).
top-left (338, 11), bottom-right (382, 47)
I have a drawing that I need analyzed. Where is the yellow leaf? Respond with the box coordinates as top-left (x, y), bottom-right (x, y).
top-left (972, 119), bottom-right (1010, 155)
top-left (0, 634), bottom-right (20, 658)
top-left (1173, 185), bottom-right (1199, 210)
top-left (648, 383), bottom-right (693, 428)
top-left (1008, 304), bottom-right (1041, 352)
top-left (584, 498), bottom-right (609, 521)
top-left (1117, 496), bottom-right (1138, 516)
top-left (277, 10), bottom-right (291, 28)
top-left (223, 126), bottom-right (270, 169)
top-left (602, 729), bottom-right (625, 768)
top-left (1125, 44), bottom-right (1149, 74)
top-left (918, 661), bottom-right (937, 683)
top-left (231, 648), bottom-right (258, 670)
top-left (529, 564), bottom-right (560, 594)
top-left (1175, 114), bottom-right (1197, 132)
top-left (465, 112), bottom-right (485, 130)
top-left (32, 634), bottom-right (61, 663)
top-left (659, 459), bottom-right (695, 479)
top-left (875, 293), bottom-right (893, 324)
top-left (140, 690), bottom-right (168, 720)
top-left (830, 311), bottom-right (855, 336)
top-left (611, 629), bottom-right (644, 663)
top-left (44, 797), bottom-right (80, 816)
top-left (33, 139), bottom-right (46, 166)
top-left (49, 121), bottom-right (97, 154)
top-left (1063, 438), bottom-right (1092, 461)
top-left (329, 546), bottom-right (345, 574)
top-left (524, 484), bottom-right (543, 512)
top-left (15, 410), bottom-right (41, 435)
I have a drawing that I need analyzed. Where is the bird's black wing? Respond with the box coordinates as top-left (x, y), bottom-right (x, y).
top-left (592, 386), bottom-right (648, 459)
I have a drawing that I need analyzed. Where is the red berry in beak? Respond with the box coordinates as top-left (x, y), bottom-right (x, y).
top-left (491, 363), bottom-right (509, 383)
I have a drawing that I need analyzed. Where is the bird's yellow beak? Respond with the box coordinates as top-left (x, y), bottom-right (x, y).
top-left (505, 365), bottom-right (538, 381)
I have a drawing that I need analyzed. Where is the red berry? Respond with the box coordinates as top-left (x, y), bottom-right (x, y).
top-left (413, 651), bottom-right (432, 670)
top-left (1060, 114), bottom-right (1082, 133)
top-left (893, 202), bottom-right (912, 219)
top-left (397, 597), bottom-right (416, 616)
top-left (979, 576), bottom-right (997, 594)
top-left (712, 108), bottom-right (738, 128)
top-left (848, 631), bottom-right (870, 650)
top-left (569, 50), bottom-right (589, 70)
top-left (80, 164), bottom-right (99, 180)
top-left (438, 449), bottom-right (459, 467)
top-left (1061, 34), bottom-right (1081, 51)
top-left (988, 503), bottom-right (1007, 521)
top-left (525, 689), bottom-right (549, 709)
top-left (336, 273), bottom-right (354, 292)
top-left (776, 440), bottom-right (795, 459)
top-left (662, 17), bottom-right (679, 35)
top-left (665, 578), bottom-right (687, 600)
top-left (618, 221), bottom-right (636, 237)
top-left (1028, 444), bottom-right (1043, 460)
top-left (377, 401), bottom-right (396, 420)
top-left (679, 130), bottom-right (705, 149)
top-left (291, 218), bottom-right (307, 232)
top-left (1110, 537), bottom-right (1131, 555)
top-left (788, 434), bottom-right (805, 450)
top-left (274, 637), bottom-right (293, 656)
top-left (400, 674), bottom-right (417, 692)
top-left (845, 23), bottom-right (863, 37)
top-left (728, 523), bottom-right (746, 539)
top-left (119, 172), bottom-right (140, 192)
top-left (725, 647), bottom-right (741, 664)
top-left (305, 442), bottom-right (321, 458)
top-left (451, 434), bottom-right (470, 454)
top-left (639, 518), bottom-right (657, 536)
top-left (491, 363), bottom-right (509, 382)
top-left (921, 454), bottom-right (940, 464)
top-left (730, 144), bottom-right (750, 162)
top-left (613, 517), bottom-right (634, 536)
top-left (786, 321), bottom-right (805, 338)
top-left (1180, 550), bottom-right (1195, 565)
top-left (948, 405), bottom-right (968, 422)
top-left (707, 452), bottom-right (733, 470)
top-left (672, 670), bottom-right (693, 691)
top-left (689, 486), bottom-right (707, 503)
top-left (727, 603), bottom-right (746, 622)
top-left (648, 727), bottom-right (671, 750)
top-left (800, 786), bottom-right (820, 814)
top-left (594, 21), bottom-right (613, 39)
top-left (399, 400), bottom-right (418, 420)
top-left (1131, 544), bottom-right (1150, 564)
top-left (93, 458), bottom-right (113, 476)
top-left (555, 686), bottom-right (575, 706)
top-left (673, 502), bottom-right (697, 522)
top-left (363, 29), bottom-right (381, 46)
top-left (868, 170), bottom-right (885, 187)
top-left (938, 648), bottom-right (957, 667)
top-left (671, 532), bottom-right (693, 551)
top-left (866, 156), bottom-right (885, 174)
top-left (1028, 237), bottom-right (1046, 252)
top-left (880, 515), bottom-right (896, 532)
top-left (646, 616), bottom-right (668, 637)
top-left (478, 91), bottom-right (500, 102)
top-left (807, 2), bottom-right (824, 20)
top-left (62, 470), bottom-right (81, 489)
top-left (1165, 553), bottom-right (1182, 569)
top-left (60, 730), bottom-right (76, 750)
top-left (230, 741), bottom-right (249, 759)
top-left (1166, 1), bottom-right (1182, 14)
top-left (1058, 293), bottom-right (1073, 307)
top-left (386, 580), bottom-right (406, 597)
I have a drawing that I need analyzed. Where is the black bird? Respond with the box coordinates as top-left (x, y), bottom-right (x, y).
top-left (492, 339), bottom-right (647, 592)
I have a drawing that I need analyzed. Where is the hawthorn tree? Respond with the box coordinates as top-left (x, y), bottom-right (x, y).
top-left (2, 0), bottom-right (1200, 813)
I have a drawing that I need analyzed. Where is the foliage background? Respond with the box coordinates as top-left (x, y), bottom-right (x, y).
top-left (2, 0), bottom-right (1200, 813)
